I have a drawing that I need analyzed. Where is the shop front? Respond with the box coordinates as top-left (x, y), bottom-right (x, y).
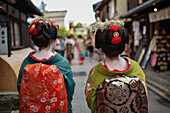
top-left (149, 7), bottom-right (170, 71)
top-left (120, 0), bottom-right (170, 71)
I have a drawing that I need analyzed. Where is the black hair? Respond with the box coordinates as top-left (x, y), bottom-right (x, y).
top-left (78, 35), bottom-right (82, 39)
top-left (67, 34), bottom-right (71, 39)
top-left (121, 27), bottom-right (129, 44)
top-left (95, 26), bottom-right (129, 57)
top-left (30, 23), bottom-right (58, 47)
top-left (95, 29), bottom-right (105, 49)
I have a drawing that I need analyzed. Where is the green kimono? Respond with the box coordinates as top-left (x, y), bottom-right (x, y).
top-left (86, 58), bottom-right (147, 113)
top-left (17, 52), bottom-right (75, 113)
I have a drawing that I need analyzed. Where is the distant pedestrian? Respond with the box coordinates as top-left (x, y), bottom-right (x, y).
top-left (85, 20), bottom-right (148, 113)
top-left (17, 17), bottom-right (75, 113)
top-left (85, 36), bottom-right (94, 62)
top-left (76, 35), bottom-right (86, 64)
top-left (54, 37), bottom-right (60, 52)
top-left (64, 34), bottom-right (75, 64)
top-left (58, 36), bottom-right (65, 56)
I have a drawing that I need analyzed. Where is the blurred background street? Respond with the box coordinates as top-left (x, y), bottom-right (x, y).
top-left (0, 0), bottom-right (170, 113)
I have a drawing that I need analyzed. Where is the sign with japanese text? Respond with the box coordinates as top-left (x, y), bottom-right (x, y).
top-left (0, 27), bottom-right (8, 55)
top-left (149, 6), bottom-right (170, 23)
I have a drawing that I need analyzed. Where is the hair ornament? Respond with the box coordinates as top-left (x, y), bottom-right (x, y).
top-left (108, 25), bottom-right (122, 44)
top-left (29, 21), bottom-right (42, 36)
top-left (91, 19), bottom-right (124, 32)
top-left (29, 16), bottom-right (53, 36)
top-left (30, 16), bottom-right (52, 28)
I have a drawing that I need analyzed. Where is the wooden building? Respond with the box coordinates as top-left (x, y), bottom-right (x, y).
top-left (43, 10), bottom-right (67, 28)
top-left (0, 0), bottom-right (42, 91)
top-left (120, 0), bottom-right (170, 69)
top-left (0, 0), bottom-right (42, 51)
top-left (93, 0), bottom-right (128, 21)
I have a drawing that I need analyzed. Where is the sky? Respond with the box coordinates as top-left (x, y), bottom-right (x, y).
top-left (31, 0), bottom-right (102, 28)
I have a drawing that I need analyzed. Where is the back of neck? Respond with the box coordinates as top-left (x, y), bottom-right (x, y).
top-left (105, 55), bottom-right (127, 71)
top-left (33, 44), bottom-right (55, 60)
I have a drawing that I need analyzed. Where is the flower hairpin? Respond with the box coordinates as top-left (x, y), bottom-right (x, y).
top-left (108, 25), bottom-right (122, 44)
top-left (30, 16), bottom-right (52, 28)
top-left (29, 16), bottom-right (52, 36)
top-left (90, 19), bottom-right (124, 33)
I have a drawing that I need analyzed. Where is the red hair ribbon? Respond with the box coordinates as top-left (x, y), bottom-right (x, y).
top-left (28, 21), bottom-right (42, 36)
top-left (108, 25), bottom-right (122, 44)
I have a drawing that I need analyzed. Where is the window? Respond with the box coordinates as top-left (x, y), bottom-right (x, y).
top-left (10, 21), bottom-right (21, 47)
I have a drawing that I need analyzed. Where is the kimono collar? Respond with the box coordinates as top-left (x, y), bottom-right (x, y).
top-left (27, 51), bottom-right (63, 64)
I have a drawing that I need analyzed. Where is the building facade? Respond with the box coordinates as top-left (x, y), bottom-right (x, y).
top-left (93, 0), bottom-right (128, 21)
top-left (120, 0), bottom-right (170, 70)
top-left (93, 0), bottom-right (170, 70)
top-left (0, 0), bottom-right (42, 91)
top-left (43, 10), bottom-right (67, 28)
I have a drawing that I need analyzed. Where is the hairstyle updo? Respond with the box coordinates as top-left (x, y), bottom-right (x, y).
top-left (95, 26), bottom-right (129, 57)
top-left (29, 21), bottom-right (58, 47)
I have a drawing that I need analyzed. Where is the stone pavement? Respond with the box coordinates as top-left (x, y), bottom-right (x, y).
top-left (71, 53), bottom-right (98, 113)
top-left (144, 69), bottom-right (170, 102)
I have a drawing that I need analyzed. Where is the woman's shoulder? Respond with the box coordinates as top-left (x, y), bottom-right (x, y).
top-left (24, 52), bottom-right (34, 62)
top-left (19, 53), bottom-right (34, 69)
top-left (126, 57), bottom-right (145, 76)
top-left (88, 63), bottom-right (102, 77)
top-left (88, 66), bottom-right (96, 78)
top-left (127, 58), bottom-right (140, 67)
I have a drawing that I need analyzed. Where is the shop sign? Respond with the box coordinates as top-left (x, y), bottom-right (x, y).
top-left (149, 6), bottom-right (170, 22)
top-left (0, 27), bottom-right (8, 55)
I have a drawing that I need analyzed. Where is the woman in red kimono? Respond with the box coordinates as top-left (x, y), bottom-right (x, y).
top-left (17, 17), bottom-right (75, 113)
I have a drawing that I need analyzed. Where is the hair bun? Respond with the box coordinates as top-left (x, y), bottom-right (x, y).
top-left (28, 21), bottom-right (42, 36)
top-left (29, 27), bottom-right (38, 36)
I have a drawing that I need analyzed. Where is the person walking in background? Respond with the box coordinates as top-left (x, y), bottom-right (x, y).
top-left (95, 48), bottom-right (105, 62)
top-left (17, 17), bottom-right (75, 113)
top-left (76, 35), bottom-right (86, 65)
top-left (64, 34), bottom-right (75, 65)
top-left (85, 20), bottom-right (148, 113)
top-left (85, 36), bottom-right (94, 62)
top-left (54, 37), bottom-right (60, 53)
top-left (58, 36), bottom-right (65, 56)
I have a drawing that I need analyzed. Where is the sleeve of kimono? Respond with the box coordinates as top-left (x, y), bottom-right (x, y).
top-left (86, 88), bottom-right (97, 113)
top-left (58, 59), bottom-right (75, 113)
top-left (17, 58), bottom-right (29, 93)
top-left (56, 57), bottom-right (75, 100)
top-left (132, 60), bottom-right (148, 94)
top-left (64, 66), bottom-right (75, 101)
top-left (85, 67), bottom-right (97, 113)
top-left (65, 69), bottom-right (75, 113)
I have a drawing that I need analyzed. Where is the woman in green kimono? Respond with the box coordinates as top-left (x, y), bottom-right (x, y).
top-left (85, 20), bottom-right (148, 113)
top-left (17, 17), bottom-right (75, 113)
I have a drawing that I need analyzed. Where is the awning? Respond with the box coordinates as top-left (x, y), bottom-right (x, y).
top-left (12, 0), bottom-right (43, 16)
top-left (6, 0), bottom-right (16, 4)
top-left (93, 1), bottom-right (102, 11)
top-left (94, 0), bottom-right (110, 11)
top-left (120, 0), bottom-right (163, 19)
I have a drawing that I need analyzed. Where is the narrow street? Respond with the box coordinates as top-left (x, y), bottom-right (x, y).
top-left (71, 50), bottom-right (170, 113)
top-left (4, 50), bottom-right (170, 113)
top-left (0, 0), bottom-right (170, 113)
